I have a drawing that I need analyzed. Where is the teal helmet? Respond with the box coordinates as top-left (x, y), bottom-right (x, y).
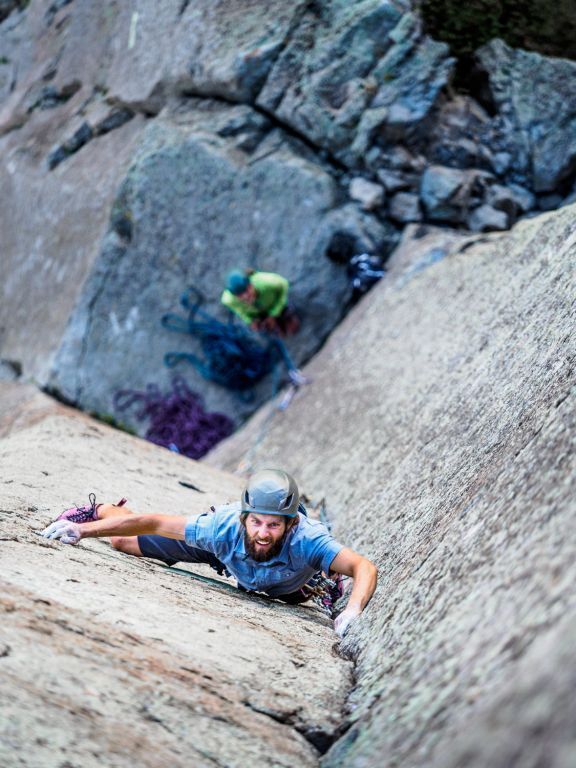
top-left (241, 469), bottom-right (300, 518)
top-left (226, 269), bottom-right (250, 295)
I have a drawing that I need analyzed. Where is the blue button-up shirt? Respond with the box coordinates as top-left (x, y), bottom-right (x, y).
top-left (184, 503), bottom-right (343, 597)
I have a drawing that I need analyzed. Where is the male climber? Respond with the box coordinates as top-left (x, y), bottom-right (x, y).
top-left (221, 269), bottom-right (300, 337)
top-left (41, 469), bottom-right (377, 638)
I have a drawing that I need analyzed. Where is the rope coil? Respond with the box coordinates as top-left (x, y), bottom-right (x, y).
top-left (162, 287), bottom-right (280, 396)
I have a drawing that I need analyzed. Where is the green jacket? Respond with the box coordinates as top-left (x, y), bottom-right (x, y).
top-left (221, 271), bottom-right (289, 324)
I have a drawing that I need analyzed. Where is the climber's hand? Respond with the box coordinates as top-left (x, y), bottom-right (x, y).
top-left (334, 604), bottom-right (362, 638)
top-left (41, 520), bottom-right (82, 545)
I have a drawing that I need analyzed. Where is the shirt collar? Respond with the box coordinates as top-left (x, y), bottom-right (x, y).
top-left (235, 520), bottom-right (298, 565)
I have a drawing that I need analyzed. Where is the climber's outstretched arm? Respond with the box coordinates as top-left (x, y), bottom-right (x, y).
top-left (42, 513), bottom-right (187, 544)
top-left (329, 547), bottom-right (378, 637)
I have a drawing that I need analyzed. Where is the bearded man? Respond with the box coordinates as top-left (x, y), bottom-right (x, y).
top-left (41, 469), bottom-right (377, 637)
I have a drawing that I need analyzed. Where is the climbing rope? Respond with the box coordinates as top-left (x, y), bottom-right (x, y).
top-left (162, 287), bottom-right (281, 397)
top-left (113, 375), bottom-right (234, 459)
top-left (234, 382), bottom-right (299, 475)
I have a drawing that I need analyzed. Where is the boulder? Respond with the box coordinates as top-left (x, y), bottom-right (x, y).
top-left (420, 165), bottom-right (481, 224)
top-left (485, 182), bottom-right (536, 218)
top-left (376, 168), bottom-right (413, 193)
top-left (506, 183), bottom-right (536, 214)
top-left (317, 202), bottom-right (398, 263)
top-left (430, 136), bottom-right (484, 169)
top-left (476, 39), bottom-right (576, 193)
top-left (349, 176), bottom-right (385, 210)
top-left (467, 203), bottom-right (509, 232)
top-left (370, 143), bottom-right (426, 174)
top-left (427, 95), bottom-right (493, 171)
top-left (490, 150), bottom-right (513, 177)
top-left (389, 191), bottom-right (422, 223)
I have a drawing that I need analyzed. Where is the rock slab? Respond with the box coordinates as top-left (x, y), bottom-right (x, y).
top-left (209, 204), bottom-right (576, 767)
top-left (0, 386), bottom-right (352, 766)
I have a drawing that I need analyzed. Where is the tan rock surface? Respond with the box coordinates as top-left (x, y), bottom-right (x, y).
top-left (0, 400), bottom-right (352, 766)
top-left (208, 204), bottom-right (576, 766)
top-left (0, 380), bottom-right (71, 438)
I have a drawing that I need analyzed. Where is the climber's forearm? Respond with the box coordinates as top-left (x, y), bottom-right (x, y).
top-left (79, 514), bottom-right (187, 541)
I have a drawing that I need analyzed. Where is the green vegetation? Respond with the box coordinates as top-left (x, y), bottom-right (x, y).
top-left (90, 411), bottom-right (137, 436)
top-left (419, 0), bottom-right (576, 61)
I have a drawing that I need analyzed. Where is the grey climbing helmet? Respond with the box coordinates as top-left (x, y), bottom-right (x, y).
top-left (241, 468), bottom-right (300, 518)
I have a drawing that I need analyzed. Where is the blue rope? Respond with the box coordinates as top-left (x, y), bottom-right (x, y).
top-left (162, 287), bottom-right (279, 396)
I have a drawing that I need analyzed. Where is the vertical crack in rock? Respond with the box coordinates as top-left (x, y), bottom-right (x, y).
top-left (242, 698), bottom-right (340, 756)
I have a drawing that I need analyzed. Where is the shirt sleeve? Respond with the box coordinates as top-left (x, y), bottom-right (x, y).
top-left (305, 528), bottom-right (344, 574)
top-left (221, 289), bottom-right (254, 324)
top-left (253, 272), bottom-right (289, 317)
top-left (184, 511), bottom-right (218, 554)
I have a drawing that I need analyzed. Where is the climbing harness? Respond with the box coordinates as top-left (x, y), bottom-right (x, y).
top-left (300, 572), bottom-right (347, 618)
top-left (162, 287), bottom-right (283, 398)
top-left (113, 375), bottom-right (234, 459)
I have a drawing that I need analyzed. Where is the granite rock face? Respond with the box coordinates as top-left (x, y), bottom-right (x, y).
top-left (0, 0), bottom-right (309, 120)
top-left (476, 39), bottom-right (576, 194)
top-left (0, 0), bottom-right (401, 432)
top-left (0, 105), bottom-right (146, 385)
top-left (0, 383), bottom-right (352, 766)
top-left (102, 0), bottom-right (310, 110)
top-left (258, 4), bottom-right (454, 167)
top-left (208, 204), bottom-right (576, 767)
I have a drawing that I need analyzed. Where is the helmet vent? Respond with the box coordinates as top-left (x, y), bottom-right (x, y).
top-left (282, 493), bottom-right (294, 510)
top-left (244, 489), bottom-right (251, 506)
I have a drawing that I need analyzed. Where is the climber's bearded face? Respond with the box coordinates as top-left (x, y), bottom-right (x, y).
top-left (243, 512), bottom-right (289, 562)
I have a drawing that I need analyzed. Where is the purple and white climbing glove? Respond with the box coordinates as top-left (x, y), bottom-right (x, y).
top-left (334, 605), bottom-right (361, 638)
top-left (41, 520), bottom-right (82, 545)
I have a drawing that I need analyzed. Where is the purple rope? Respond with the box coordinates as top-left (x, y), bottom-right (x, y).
top-left (114, 376), bottom-right (235, 459)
